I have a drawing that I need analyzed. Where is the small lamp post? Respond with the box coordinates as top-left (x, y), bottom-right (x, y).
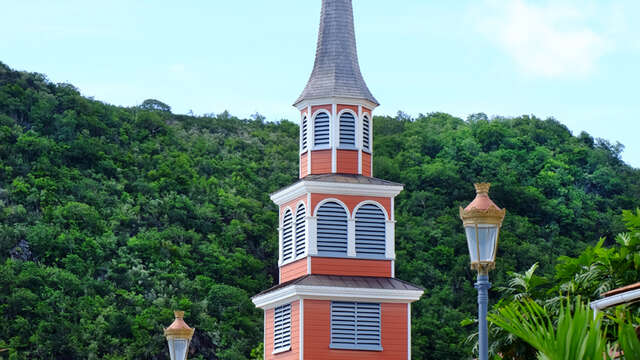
top-left (164, 310), bottom-right (195, 360)
top-left (460, 183), bottom-right (505, 360)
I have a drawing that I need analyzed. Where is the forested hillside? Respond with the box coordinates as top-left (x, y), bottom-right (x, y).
top-left (1, 62), bottom-right (639, 359)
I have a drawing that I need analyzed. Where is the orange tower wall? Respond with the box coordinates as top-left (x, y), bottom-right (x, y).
top-left (310, 194), bottom-right (391, 220)
top-left (300, 152), bottom-right (309, 178)
top-left (310, 257), bottom-right (391, 278)
top-left (303, 300), bottom-right (408, 360)
top-left (336, 149), bottom-right (358, 174)
top-left (280, 258), bottom-right (308, 283)
top-left (310, 150), bottom-right (332, 174)
top-left (362, 152), bottom-right (372, 177)
top-left (280, 195), bottom-right (308, 216)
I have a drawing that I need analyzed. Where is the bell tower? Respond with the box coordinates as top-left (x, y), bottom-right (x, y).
top-left (253, 1), bottom-right (423, 359)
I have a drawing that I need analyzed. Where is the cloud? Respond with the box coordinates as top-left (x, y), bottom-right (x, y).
top-left (471, 0), bottom-right (609, 77)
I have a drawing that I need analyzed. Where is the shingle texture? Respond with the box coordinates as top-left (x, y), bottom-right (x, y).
top-left (303, 173), bottom-right (402, 186)
top-left (295, 0), bottom-right (378, 106)
top-left (254, 274), bottom-right (423, 297)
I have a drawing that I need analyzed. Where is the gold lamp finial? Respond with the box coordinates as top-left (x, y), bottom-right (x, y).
top-left (474, 183), bottom-right (491, 195)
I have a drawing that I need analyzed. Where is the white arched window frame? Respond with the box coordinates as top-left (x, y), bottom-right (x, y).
top-left (362, 114), bottom-right (371, 152)
top-left (301, 115), bottom-right (308, 152)
top-left (354, 201), bottom-right (389, 259)
top-left (294, 202), bottom-right (307, 259)
top-left (338, 110), bottom-right (357, 148)
top-left (313, 111), bottom-right (331, 149)
top-left (281, 208), bottom-right (294, 262)
top-left (315, 199), bottom-right (350, 257)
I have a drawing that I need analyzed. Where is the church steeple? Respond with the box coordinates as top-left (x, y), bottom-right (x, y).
top-left (253, 4), bottom-right (423, 357)
top-left (295, 0), bottom-right (378, 107)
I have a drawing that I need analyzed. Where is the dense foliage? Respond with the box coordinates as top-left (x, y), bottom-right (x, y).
top-left (1, 62), bottom-right (639, 359)
top-left (486, 210), bottom-right (640, 359)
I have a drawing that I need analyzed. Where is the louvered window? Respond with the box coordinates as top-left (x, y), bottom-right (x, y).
top-left (295, 204), bottom-right (306, 258)
top-left (355, 204), bottom-right (386, 258)
top-left (314, 112), bottom-right (330, 147)
top-left (301, 116), bottom-right (308, 150)
top-left (363, 115), bottom-right (370, 151)
top-left (331, 302), bottom-right (382, 351)
top-left (274, 304), bottom-right (292, 352)
top-left (282, 209), bottom-right (293, 262)
top-left (317, 202), bottom-right (348, 256)
top-left (339, 112), bottom-right (356, 147)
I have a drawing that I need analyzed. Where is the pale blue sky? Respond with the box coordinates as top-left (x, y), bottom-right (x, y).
top-left (2, 0), bottom-right (639, 166)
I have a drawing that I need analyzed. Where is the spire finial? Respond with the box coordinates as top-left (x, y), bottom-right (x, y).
top-left (294, 0), bottom-right (378, 107)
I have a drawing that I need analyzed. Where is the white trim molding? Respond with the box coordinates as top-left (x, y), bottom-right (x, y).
top-left (353, 200), bottom-right (390, 220)
top-left (253, 285), bottom-right (424, 310)
top-left (294, 97), bottom-right (379, 113)
top-left (271, 180), bottom-right (404, 206)
top-left (590, 288), bottom-right (640, 313)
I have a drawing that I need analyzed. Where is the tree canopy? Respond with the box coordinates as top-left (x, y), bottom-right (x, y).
top-left (1, 62), bottom-right (639, 359)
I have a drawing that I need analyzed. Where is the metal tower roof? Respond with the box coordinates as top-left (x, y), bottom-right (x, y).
top-left (294, 0), bottom-right (378, 107)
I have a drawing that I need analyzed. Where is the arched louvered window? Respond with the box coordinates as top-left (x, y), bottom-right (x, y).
top-left (362, 115), bottom-right (371, 151)
top-left (295, 203), bottom-right (306, 258)
top-left (282, 209), bottom-right (293, 262)
top-left (339, 112), bottom-right (356, 147)
top-left (317, 201), bottom-right (348, 255)
top-left (355, 203), bottom-right (386, 258)
top-left (301, 116), bottom-right (308, 150)
top-left (314, 112), bottom-right (330, 147)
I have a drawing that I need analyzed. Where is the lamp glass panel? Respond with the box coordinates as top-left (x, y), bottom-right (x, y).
top-left (168, 339), bottom-right (189, 360)
top-left (168, 340), bottom-right (175, 360)
top-left (465, 226), bottom-right (478, 262)
top-left (477, 224), bottom-right (498, 262)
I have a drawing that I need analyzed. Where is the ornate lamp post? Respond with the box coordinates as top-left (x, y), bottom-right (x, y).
top-left (460, 183), bottom-right (506, 360)
top-left (164, 310), bottom-right (195, 360)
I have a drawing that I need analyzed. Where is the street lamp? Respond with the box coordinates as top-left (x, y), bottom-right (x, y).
top-left (164, 310), bottom-right (195, 360)
top-left (460, 183), bottom-right (506, 360)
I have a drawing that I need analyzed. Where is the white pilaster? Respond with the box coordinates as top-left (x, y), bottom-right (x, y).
top-left (303, 213), bottom-right (310, 258)
top-left (300, 299), bottom-right (304, 360)
top-left (307, 216), bottom-right (318, 255)
top-left (347, 218), bottom-right (356, 256)
top-left (407, 303), bottom-right (411, 360)
top-left (292, 218), bottom-right (298, 261)
top-left (391, 197), bottom-right (395, 221)
top-left (357, 104), bottom-right (363, 175)
top-left (307, 105), bottom-right (312, 174)
top-left (299, 112), bottom-right (302, 177)
top-left (385, 220), bottom-right (396, 259)
top-left (369, 109), bottom-right (374, 175)
top-left (331, 103), bottom-right (337, 173)
top-left (278, 226), bottom-right (283, 266)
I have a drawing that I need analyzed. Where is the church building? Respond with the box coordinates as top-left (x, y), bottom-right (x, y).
top-left (252, 1), bottom-right (424, 359)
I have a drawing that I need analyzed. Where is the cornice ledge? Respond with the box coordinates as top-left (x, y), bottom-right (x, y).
top-left (271, 180), bottom-right (404, 206)
top-left (252, 284), bottom-right (424, 309)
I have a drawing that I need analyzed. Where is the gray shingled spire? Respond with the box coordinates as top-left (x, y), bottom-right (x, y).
top-left (294, 0), bottom-right (378, 106)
